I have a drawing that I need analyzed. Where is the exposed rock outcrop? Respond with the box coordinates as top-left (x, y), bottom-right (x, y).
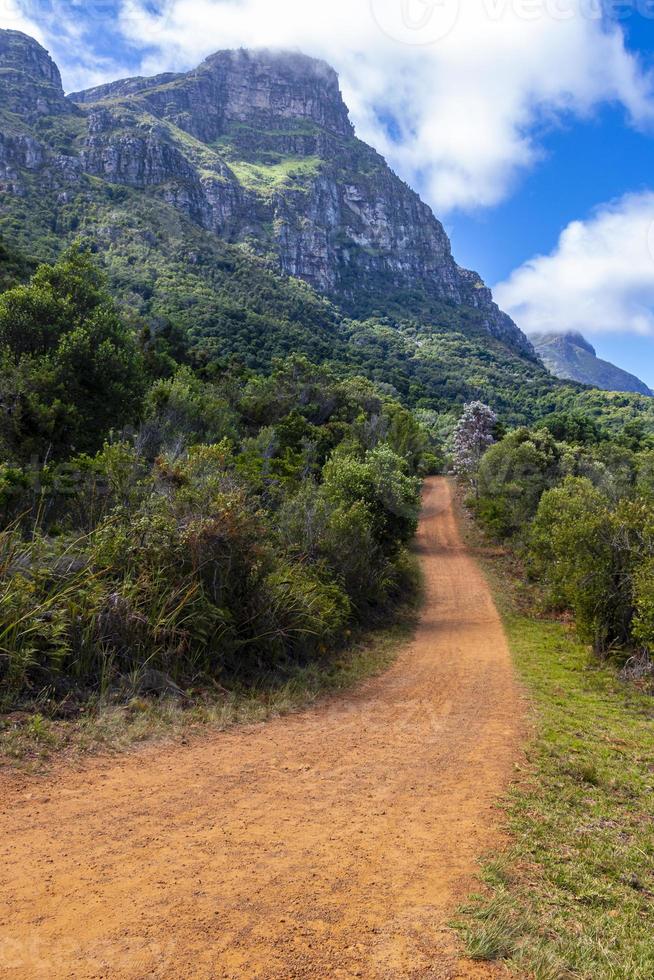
top-left (0, 29), bottom-right (78, 118)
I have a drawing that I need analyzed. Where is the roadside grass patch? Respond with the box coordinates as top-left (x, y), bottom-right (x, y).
top-left (456, 551), bottom-right (654, 979)
top-left (0, 578), bottom-right (420, 773)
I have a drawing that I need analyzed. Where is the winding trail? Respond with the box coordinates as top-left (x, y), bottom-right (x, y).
top-left (0, 478), bottom-right (523, 979)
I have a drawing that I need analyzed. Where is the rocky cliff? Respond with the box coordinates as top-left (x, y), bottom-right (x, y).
top-left (530, 331), bottom-right (652, 396)
top-left (0, 29), bottom-right (532, 355)
top-left (0, 28), bottom-right (75, 118)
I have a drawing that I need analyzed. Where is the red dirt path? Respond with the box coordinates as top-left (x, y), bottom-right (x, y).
top-left (0, 477), bottom-right (523, 978)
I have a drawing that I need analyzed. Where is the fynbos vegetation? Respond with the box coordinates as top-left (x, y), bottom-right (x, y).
top-left (0, 247), bottom-right (432, 716)
top-left (455, 402), bottom-right (654, 978)
top-left (462, 406), bottom-right (654, 676)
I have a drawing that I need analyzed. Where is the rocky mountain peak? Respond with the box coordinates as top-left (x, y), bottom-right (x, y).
top-left (69, 47), bottom-right (353, 142)
top-left (1, 29), bottom-right (533, 357)
top-left (0, 29), bottom-right (74, 118)
top-left (531, 330), bottom-right (596, 357)
top-left (198, 48), bottom-right (353, 136)
top-left (0, 30), bottom-right (61, 86)
top-left (530, 330), bottom-right (652, 396)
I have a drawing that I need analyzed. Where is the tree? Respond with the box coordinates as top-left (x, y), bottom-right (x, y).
top-left (0, 245), bottom-right (145, 460)
top-left (536, 410), bottom-right (604, 446)
top-left (530, 477), bottom-right (613, 650)
top-left (529, 479), bottom-right (654, 653)
top-left (476, 427), bottom-right (562, 539)
top-left (451, 401), bottom-right (497, 493)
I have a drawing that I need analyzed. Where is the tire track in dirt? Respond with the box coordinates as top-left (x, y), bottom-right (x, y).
top-left (0, 477), bottom-right (523, 979)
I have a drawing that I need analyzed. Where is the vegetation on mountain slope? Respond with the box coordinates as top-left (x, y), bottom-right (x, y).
top-left (4, 215), bottom-right (654, 437)
top-left (0, 170), bottom-right (564, 425)
top-left (0, 238), bottom-right (36, 291)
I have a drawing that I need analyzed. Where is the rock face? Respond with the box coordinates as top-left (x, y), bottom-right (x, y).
top-left (0, 29), bottom-right (532, 355)
top-left (530, 331), bottom-right (652, 396)
top-left (0, 29), bottom-right (76, 118)
top-left (71, 49), bottom-right (354, 142)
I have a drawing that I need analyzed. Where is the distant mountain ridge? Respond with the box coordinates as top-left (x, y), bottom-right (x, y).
top-left (530, 331), bottom-right (652, 397)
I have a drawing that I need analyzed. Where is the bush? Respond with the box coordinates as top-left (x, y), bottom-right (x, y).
top-left (262, 563), bottom-right (351, 656)
top-left (141, 368), bottom-right (239, 456)
top-left (476, 428), bottom-right (562, 539)
top-left (530, 479), bottom-right (654, 653)
top-left (0, 246), bottom-right (145, 461)
top-left (322, 444), bottom-right (420, 552)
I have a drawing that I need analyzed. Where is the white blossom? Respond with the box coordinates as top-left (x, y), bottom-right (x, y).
top-left (451, 401), bottom-right (496, 489)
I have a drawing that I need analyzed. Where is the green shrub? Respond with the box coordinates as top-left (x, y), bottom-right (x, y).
top-left (0, 245), bottom-right (144, 461)
top-left (262, 563), bottom-right (351, 655)
top-left (530, 480), bottom-right (654, 653)
top-left (476, 427), bottom-right (562, 539)
top-left (322, 444), bottom-right (420, 551)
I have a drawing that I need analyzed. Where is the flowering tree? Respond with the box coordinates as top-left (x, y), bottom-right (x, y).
top-left (451, 401), bottom-right (497, 492)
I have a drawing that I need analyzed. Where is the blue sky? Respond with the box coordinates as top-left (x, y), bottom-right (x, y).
top-left (451, 98), bottom-right (654, 382)
top-left (5, 0), bottom-right (654, 385)
top-left (450, 8), bottom-right (654, 383)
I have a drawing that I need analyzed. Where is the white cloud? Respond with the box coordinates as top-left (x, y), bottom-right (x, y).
top-left (495, 191), bottom-right (654, 336)
top-left (3, 1), bottom-right (654, 213)
top-left (0, 1), bottom-right (45, 43)
top-left (0, 2), bottom-right (131, 92)
top-left (109, 0), bottom-right (654, 212)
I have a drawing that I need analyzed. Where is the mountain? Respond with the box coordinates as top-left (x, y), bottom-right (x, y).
top-left (0, 32), bottom-right (531, 331)
top-left (530, 331), bottom-right (653, 397)
top-left (0, 29), bottom-right (586, 424)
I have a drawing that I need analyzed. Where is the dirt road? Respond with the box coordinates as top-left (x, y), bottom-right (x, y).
top-left (0, 478), bottom-right (522, 979)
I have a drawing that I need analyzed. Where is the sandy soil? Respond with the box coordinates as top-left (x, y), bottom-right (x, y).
top-left (0, 477), bottom-right (523, 979)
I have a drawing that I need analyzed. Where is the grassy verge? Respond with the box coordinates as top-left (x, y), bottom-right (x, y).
top-left (0, 587), bottom-right (420, 774)
top-left (456, 531), bottom-right (654, 979)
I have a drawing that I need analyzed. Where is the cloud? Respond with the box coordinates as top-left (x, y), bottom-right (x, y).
top-left (3, 0), bottom-right (654, 212)
top-left (110, 0), bottom-right (654, 211)
top-left (0, 1), bottom-right (46, 43)
top-left (0, 1), bottom-right (134, 91)
top-left (495, 191), bottom-right (654, 336)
